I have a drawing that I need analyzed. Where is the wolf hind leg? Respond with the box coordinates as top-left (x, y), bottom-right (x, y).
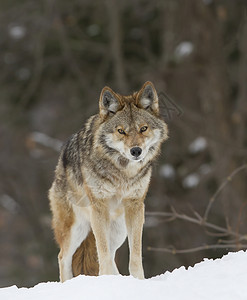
top-left (58, 217), bottom-right (90, 282)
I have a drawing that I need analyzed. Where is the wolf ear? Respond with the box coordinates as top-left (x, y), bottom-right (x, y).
top-left (136, 81), bottom-right (159, 114)
top-left (99, 87), bottom-right (121, 117)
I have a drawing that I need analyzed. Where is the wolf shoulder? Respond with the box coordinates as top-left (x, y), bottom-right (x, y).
top-left (60, 114), bottom-right (100, 169)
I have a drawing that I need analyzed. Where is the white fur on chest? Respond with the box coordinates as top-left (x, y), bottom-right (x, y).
top-left (84, 164), bottom-right (150, 200)
top-left (123, 161), bottom-right (143, 178)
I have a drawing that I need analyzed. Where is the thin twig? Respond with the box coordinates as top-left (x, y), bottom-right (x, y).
top-left (203, 164), bottom-right (247, 222)
top-left (236, 201), bottom-right (247, 247)
top-left (147, 244), bottom-right (247, 254)
top-left (146, 207), bottom-right (246, 239)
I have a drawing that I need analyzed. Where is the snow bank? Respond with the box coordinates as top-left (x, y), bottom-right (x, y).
top-left (1, 251), bottom-right (247, 300)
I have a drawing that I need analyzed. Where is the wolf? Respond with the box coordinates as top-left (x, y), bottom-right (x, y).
top-left (49, 81), bottom-right (168, 282)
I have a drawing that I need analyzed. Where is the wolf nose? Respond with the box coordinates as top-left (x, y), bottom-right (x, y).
top-left (130, 147), bottom-right (142, 158)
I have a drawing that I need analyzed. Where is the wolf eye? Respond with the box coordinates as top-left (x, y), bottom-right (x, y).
top-left (140, 126), bottom-right (148, 133)
top-left (118, 129), bottom-right (126, 135)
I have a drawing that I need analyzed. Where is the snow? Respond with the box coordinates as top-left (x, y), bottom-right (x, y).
top-left (1, 251), bottom-right (247, 300)
top-left (30, 132), bottom-right (63, 152)
top-left (159, 164), bottom-right (176, 179)
top-left (174, 42), bottom-right (194, 60)
top-left (0, 194), bottom-right (19, 214)
top-left (8, 25), bottom-right (26, 39)
top-left (188, 136), bottom-right (207, 154)
top-left (183, 173), bottom-right (200, 188)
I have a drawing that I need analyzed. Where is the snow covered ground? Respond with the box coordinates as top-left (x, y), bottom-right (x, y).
top-left (1, 251), bottom-right (247, 300)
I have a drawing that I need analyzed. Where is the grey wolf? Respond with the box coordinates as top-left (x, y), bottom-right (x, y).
top-left (49, 81), bottom-right (168, 282)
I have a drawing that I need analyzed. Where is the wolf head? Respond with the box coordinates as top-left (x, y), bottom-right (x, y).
top-left (97, 82), bottom-right (168, 164)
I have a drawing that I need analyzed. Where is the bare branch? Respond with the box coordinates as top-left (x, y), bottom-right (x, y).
top-left (146, 207), bottom-right (247, 239)
top-left (147, 244), bottom-right (247, 254)
top-left (203, 164), bottom-right (247, 222)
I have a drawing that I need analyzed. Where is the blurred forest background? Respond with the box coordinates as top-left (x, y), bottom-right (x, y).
top-left (0, 0), bottom-right (247, 288)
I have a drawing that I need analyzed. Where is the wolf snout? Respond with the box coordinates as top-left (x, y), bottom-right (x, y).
top-left (130, 147), bottom-right (142, 158)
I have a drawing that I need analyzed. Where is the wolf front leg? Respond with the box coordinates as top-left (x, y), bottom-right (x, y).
top-left (90, 200), bottom-right (119, 275)
top-left (124, 199), bottom-right (145, 279)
